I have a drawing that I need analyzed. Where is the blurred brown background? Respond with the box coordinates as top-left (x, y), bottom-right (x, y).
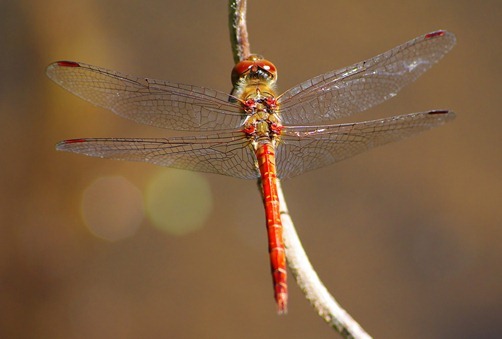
top-left (1, 1), bottom-right (500, 338)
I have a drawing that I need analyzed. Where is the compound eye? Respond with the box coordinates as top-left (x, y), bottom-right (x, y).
top-left (231, 55), bottom-right (278, 85)
top-left (255, 60), bottom-right (277, 78)
top-left (231, 60), bottom-right (253, 85)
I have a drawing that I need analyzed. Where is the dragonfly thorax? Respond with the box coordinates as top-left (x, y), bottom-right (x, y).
top-left (242, 113), bottom-right (282, 142)
top-left (239, 82), bottom-right (281, 133)
top-left (242, 102), bottom-right (283, 143)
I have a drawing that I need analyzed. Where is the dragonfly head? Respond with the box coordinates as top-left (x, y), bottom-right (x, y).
top-left (231, 54), bottom-right (277, 87)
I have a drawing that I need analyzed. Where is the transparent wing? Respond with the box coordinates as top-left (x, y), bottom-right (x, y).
top-left (46, 61), bottom-right (245, 131)
top-left (275, 110), bottom-right (455, 179)
top-left (56, 111), bottom-right (455, 180)
top-left (278, 31), bottom-right (456, 125)
top-left (56, 132), bottom-right (260, 179)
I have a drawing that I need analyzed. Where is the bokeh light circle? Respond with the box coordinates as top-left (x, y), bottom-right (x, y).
top-left (81, 176), bottom-right (144, 241)
top-left (145, 170), bottom-right (213, 236)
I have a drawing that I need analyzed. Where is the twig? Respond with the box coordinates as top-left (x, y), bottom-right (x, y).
top-left (228, 1), bottom-right (372, 338)
top-left (228, 0), bottom-right (251, 63)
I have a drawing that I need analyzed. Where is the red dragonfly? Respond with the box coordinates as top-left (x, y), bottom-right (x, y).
top-left (47, 30), bottom-right (455, 313)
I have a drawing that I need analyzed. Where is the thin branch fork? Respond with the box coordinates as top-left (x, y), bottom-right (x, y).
top-left (228, 1), bottom-right (372, 338)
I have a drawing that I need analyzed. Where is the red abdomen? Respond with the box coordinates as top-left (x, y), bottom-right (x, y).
top-left (255, 142), bottom-right (287, 313)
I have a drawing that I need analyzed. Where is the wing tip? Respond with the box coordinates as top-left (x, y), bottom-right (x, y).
top-left (56, 138), bottom-right (87, 151)
top-left (46, 60), bottom-right (81, 76)
top-left (427, 109), bottom-right (456, 122)
top-left (55, 61), bottom-right (81, 68)
top-left (424, 30), bottom-right (456, 45)
top-left (428, 109), bottom-right (455, 115)
top-left (425, 30), bottom-right (447, 39)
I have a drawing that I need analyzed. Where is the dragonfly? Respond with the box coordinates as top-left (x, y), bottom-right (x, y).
top-left (47, 30), bottom-right (456, 313)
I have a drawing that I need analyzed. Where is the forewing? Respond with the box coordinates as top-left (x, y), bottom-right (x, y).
top-left (278, 31), bottom-right (456, 125)
top-left (56, 132), bottom-right (259, 180)
top-left (276, 110), bottom-right (455, 179)
top-left (47, 61), bottom-right (244, 131)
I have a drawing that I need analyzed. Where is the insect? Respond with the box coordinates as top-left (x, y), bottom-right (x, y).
top-left (47, 30), bottom-right (455, 313)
